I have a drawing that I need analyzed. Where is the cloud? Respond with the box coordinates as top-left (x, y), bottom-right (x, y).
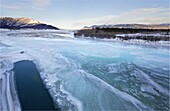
top-left (32, 0), bottom-right (51, 7)
top-left (73, 7), bottom-right (170, 29)
top-left (1, 0), bottom-right (51, 11)
top-left (31, 6), bottom-right (46, 11)
top-left (1, 4), bottom-right (20, 9)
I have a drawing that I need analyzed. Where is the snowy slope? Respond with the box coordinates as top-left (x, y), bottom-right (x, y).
top-left (0, 17), bottom-right (59, 30)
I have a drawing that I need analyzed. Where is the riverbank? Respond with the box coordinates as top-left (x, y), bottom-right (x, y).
top-left (74, 28), bottom-right (170, 43)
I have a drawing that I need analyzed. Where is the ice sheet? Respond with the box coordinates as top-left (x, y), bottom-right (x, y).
top-left (0, 30), bottom-right (169, 110)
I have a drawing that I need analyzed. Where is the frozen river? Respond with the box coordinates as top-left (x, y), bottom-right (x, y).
top-left (0, 30), bottom-right (169, 110)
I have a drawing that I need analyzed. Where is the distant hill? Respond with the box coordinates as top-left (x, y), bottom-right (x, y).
top-left (83, 24), bottom-right (170, 29)
top-left (0, 17), bottom-right (59, 30)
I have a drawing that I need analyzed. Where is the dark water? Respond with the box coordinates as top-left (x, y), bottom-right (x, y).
top-left (13, 60), bottom-right (58, 110)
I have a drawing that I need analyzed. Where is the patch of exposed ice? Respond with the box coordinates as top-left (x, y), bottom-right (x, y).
top-left (132, 69), bottom-right (169, 96)
top-left (140, 84), bottom-right (159, 96)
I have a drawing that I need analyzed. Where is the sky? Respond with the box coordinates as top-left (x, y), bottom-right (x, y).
top-left (0, 0), bottom-right (169, 29)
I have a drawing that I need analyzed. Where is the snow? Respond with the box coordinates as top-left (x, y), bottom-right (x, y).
top-left (116, 33), bottom-right (170, 37)
top-left (0, 60), bottom-right (21, 111)
top-left (99, 37), bottom-right (170, 48)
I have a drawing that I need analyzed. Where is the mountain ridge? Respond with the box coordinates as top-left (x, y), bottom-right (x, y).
top-left (0, 17), bottom-right (59, 30)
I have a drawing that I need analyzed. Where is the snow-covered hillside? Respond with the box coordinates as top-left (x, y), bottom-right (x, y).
top-left (0, 17), bottom-right (59, 30)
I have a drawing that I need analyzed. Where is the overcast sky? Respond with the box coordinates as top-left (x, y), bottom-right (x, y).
top-left (1, 0), bottom-right (169, 29)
